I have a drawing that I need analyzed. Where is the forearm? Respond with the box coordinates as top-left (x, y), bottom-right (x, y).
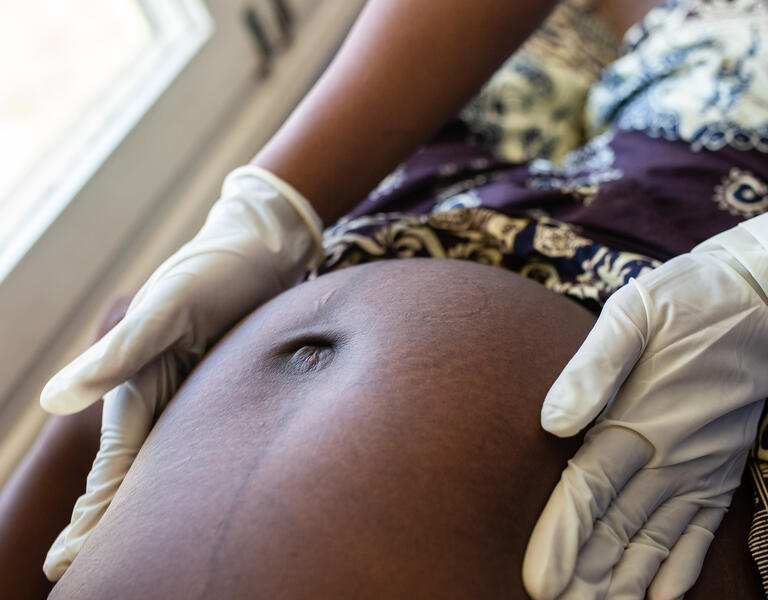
top-left (252, 0), bottom-right (557, 224)
top-left (0, 295), bottom-right (129, 593)
top-left (0, 406), bottom-right (101, 598)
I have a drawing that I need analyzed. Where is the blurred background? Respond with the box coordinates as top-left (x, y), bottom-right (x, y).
top-left (0, 0), bottom-right (366, 485)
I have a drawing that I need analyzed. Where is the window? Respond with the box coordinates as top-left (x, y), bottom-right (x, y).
top-left (0, 0), bottom-right (212, 278)
top-left (0, 0), bottom-right (366, 483)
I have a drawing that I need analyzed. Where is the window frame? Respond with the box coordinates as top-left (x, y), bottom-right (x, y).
top-left (0, 0), bottom-right (216, 280)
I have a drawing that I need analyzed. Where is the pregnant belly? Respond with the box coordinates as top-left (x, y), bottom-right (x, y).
top-left (50, 258), bottom-right (758, 599)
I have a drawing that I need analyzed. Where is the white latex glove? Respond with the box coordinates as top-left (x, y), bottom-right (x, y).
top-left (522, 213), bottom-right (768, 600)
top-left (41, 165), bottom-right (324, 580)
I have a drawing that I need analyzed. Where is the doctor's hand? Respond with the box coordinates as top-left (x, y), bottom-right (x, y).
top-left (522, 215), bottom-right (768, 599)
top-left (40, 165), bottom-right (324, 581)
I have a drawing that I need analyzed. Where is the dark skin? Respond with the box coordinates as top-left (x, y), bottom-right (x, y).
top-left (0, 296), bottom-right (129, 599)
top-left (3, 0), bottom-right (564, 590)
top-left (4, 0), bottom-right (564, 589)
top-left (49, 259), bottom-right (761, 599)
top-left (6, 0), bottom-right (751, 596)
top-left (50, 259), bottom-right (598, 599)
top-left (0, 404), bottom-right (101, 599)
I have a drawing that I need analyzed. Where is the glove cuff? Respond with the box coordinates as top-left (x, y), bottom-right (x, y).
top-left (224, 165), bottom-right (325, 269)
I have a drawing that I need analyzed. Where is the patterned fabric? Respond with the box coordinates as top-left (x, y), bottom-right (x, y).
top-left (459, 0), bottom-right (618, 163)
top-left (715, 168), bottom-right (768, 217)
top-left (314, 208), bottom-right (659, 312)
top-left (311, 117), bottom-right (768, 294)
top-left (750, 435), bottom-right (768, 597)
top-left (586, 0), bottom-right (768, 152)
top-left (307, 0), bottom-right (768, 592)
top-left (525, 130), bottom-right (624, 206)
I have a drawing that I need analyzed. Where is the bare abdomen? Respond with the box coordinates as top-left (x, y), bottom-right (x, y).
top-left (51, 259), bottom-right (759, 599)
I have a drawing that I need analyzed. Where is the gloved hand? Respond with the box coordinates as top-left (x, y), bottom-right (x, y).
top-left (40, 165), bottom-right (324, 580)
top-left (522, 214), bottom-right (768, 599)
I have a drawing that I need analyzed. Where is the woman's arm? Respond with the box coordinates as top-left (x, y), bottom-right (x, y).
top-left (0, 296), bottom-right (130, 598)
top-left (252, 0), bottom-right (558, 223)
top-left (0, 406), bottom-right (101, 599)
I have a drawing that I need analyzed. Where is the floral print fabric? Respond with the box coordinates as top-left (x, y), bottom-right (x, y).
top-left (587, 0), bottom-right (768, 152)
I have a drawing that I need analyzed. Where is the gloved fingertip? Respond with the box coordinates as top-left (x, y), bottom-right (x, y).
top-left (521, 565), bottom-right (563, 600)
top-left (522, 501), bottom-right (578, 599)
top-left (40, 377), bottom-right (95, 415)
top-left (43, 555), bottom-right (69, 583)
top-left (540, 403), bottom-right (586, 438)
top-left (43, 530), bottom-right (72, 582)
top-left (522, 551), bottom-right (571, 600)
